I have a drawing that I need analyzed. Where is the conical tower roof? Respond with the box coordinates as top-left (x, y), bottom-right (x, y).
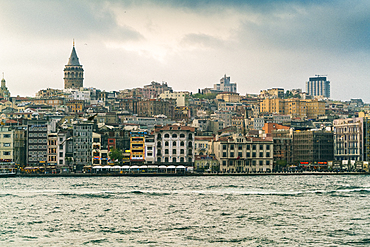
top-left (67, 46), bottom-right (81, 66)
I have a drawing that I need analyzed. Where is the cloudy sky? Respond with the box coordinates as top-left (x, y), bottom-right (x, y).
top-left (1, 0), bottom-right (370, 101)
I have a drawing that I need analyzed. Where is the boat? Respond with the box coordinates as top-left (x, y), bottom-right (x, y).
top-left (0, 162), bottom-right (17, 177)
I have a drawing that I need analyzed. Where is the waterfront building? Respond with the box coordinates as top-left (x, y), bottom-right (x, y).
top-left (27, 120), bottom-right (48, 167)
top-left (73, 121), bottom-right (93, 172)
top-left (333, 117), bottom-right (363, 162)
top-left (271, 129), bottom-right (294, 168)
top-left (0, 126), bottom-right (15, 162)
top-left (145, 133), bottom-right (156, 164)
top-left (64, 42), bottom-right (84, 89)
top-left (154, 125), bottom-right (195, 166)
top-left (194, 154), bottom-right (219, 172)
top-left (194, 136), bottom-right (213, 155)
top-left (56, 130), bottom-right (73, 172)
top-left (47, 133), bottom-right (57, 169)
top-left (130, 130), bottom-right (147, 164)
top-left (293, 129), bottom-right (334, 163)
top-left (306, 76), bottom-right (330, 98)
top-left (213, 75), bottom-right (237, 93)
top-left (212, 133), bottom-right (274, 173)
top-left (92, 132), bottom-right (109, 166)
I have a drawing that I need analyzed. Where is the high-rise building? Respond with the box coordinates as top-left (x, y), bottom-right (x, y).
top-left (213, 74), bottom-right (237, 93)
top-left (306, 76), bottom-right (330, 98)
top-left (64, 41), bottom-right (84, 89)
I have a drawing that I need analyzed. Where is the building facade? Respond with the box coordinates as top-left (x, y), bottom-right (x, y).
top-left (154, 125), bottom-right (195, 166)
top-left (306, 76), bottom-right (330, 98)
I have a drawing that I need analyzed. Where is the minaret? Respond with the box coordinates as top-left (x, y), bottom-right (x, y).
top-left (64, 40), bottom-right (84, 89)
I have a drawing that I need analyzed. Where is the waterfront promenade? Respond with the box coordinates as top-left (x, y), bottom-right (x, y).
top-left (15, 171), bottom-right (370, 177)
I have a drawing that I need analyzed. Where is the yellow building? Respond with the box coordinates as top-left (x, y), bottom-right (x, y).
top-left (130, 131), bottom-right (147, 162)
top-left (216, 92), bottom-right (240, 103)
top-left (260, 98), bottom-right (325, 119)
top-left (260, 98), bottom-right (285, 114)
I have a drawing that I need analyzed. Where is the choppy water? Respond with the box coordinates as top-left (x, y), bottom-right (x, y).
top-left (1, 175), bottom-right (370, 246)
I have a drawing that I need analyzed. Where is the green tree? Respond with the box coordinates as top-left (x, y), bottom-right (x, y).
top-left (109, 148), bottom-right (123, 163)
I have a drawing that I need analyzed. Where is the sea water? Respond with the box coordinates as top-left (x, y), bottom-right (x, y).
top-left (1, 175), bottom-right (369, 246)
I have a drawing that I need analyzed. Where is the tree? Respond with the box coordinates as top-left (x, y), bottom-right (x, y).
top-left (109, 148), bottom-right (123, 163)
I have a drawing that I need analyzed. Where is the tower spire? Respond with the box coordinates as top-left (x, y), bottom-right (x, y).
top-left (73, 39), bottom-right (75, 47)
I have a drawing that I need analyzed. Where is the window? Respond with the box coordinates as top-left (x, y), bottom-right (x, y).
top-left (165, 141), bottom-right (169, 146)
top-left (223, 145), bottom-right (227, 150)
top-left (3, 151), bottom-right (10, 155)
top-left (252, 152), bottom-right (256, 157)
top-left (180, 157), bottom-right (184, 162)
top-left (147, 152), bottom-right (152, 156)
top-left (259, 161), bottom-right (263, 166)
top-left (230, 144), bottom-right (234, 150)
top-left (172, 149), bottom-right (176, 154)
top-left (172, 134), bottom-right (177, 138)
top-left (173, 141), bottom-right (176, 146)
top-left (172, 158), bottom-right (176, 162)
top-left (260, 145), bottom-right (263, 150)
top-left (238, 145), bottom-right (243, 150)
top-left (3, 134), bottom-right (10, 138)
top-left (147, 146), bottom-right (152, 150)
top-left (3, 143), bottom-right (10, 147)
top-left (164, 134), bottom-right (170, 138)
top-left (223, 152), bottom-right (227, 157)
top-left (180, 149), bottom-right (184, 154)
top-left (252, 145), bottom-right (256, 150)
top-left (165, 149), bottom-right (169, 154)
top-left (59, 152), bottom-right (63, 157)
top-left (180, 141), bottom-right (184, 146)
top-left (238, 152), bottom-right (242, 158)
top-left (165, 157), bottom-right (169, 162)
top-left (230, 152), bottom-right (234, 158)
top-left (180, 134), bottom-right (185, 138)
top-left (266, 145), bottom-right (270, 150)
top-left (188, 141), bottom-right (192, 148)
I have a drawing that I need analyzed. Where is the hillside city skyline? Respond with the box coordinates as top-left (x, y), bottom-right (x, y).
top-left (1, 1), bottom-right (370, 101)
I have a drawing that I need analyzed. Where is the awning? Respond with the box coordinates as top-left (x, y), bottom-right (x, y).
top-left (121, 166), bottom-right (130, 169)
top-left (130, 166), bottom-right (139, 169)
top-left (24, 167), bottom-right (38, 169)
top-left (167, 165), bottom-right (176, 169)
top-left (112, 165), bottom-right (121, 169)
top-left (139, 165), bottom-right (148, 169)
top-left (148, 165), bottom-right (158, 168)
top-left (83, 165), bottom-right (92, 168)
top-left (176, 165), bottom-right (186, 169)
top-left (93, 166), bottom-right (103, 169)
top-left (158, 165), bottom-right (167, 169)
top-left (103, 165), bottom-right (111, 169)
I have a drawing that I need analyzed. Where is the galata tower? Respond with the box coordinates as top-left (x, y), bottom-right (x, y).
top-left (64, 41), bottom-right (84, 89)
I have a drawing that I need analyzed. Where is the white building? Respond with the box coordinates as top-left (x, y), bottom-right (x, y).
top-left (154, 125), bottom-right (195, 166)
top-left (159, 91), bottom-right (189, 107)
top-left (213, 74), bottom-right (237, 93)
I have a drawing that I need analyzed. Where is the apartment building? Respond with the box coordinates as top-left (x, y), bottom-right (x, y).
top-left (154, 125), bottom-right (195, 166)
